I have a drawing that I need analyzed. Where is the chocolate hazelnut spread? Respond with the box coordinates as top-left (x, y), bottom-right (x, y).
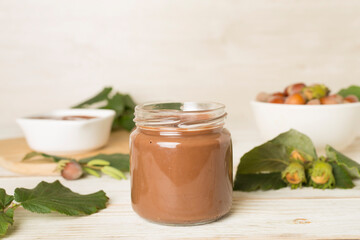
top-left (130, 102), bottom-right (233, 225)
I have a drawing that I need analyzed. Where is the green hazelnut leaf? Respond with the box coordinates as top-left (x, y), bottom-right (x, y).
top-left (73, 87), bottom-right (136, 132)
top-left (270, 129), bottom-right (317, 161)
top-left (236, 142), bottom-right (289, 174)
top-left (234, 172), bottom-right (287, 191)
top-left (237, 129), bottom-right (316, 174)
top-left (72, 87), bottom-right (136, 131)
top-left (0, 189), bottom-right (14, 211)
top-left (234, 129), bottom-right (359, 192)
top-left (0, 189), bottom-right (14, 236)
top-left (102, 93), bottom-right (125, 116)
top-left (22, 152), bottom-right (73, 163)
top-left (14, 180), bottom-right (108, 216)
top-left (72, 87), bottom-right (113, 108)
top-left (326, 145), bottom-right (360, 178)
top-left (337, 85), bottom-right (360, 99)
top-left (79, 153), bottom-right (129, 172)
top-left (116, 111), bottom-right (135, 132)
top-left (123, 94), bottom-right (136, 109)
top-left (0, 208), bottom-right (14, 236)
top-left (329, 162), bottom-right (354, 189)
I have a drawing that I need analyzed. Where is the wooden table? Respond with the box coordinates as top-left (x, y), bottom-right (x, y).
top-left (1, 126), bottom-right (360, 239)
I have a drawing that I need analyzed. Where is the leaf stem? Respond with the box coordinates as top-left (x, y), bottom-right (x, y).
top-left (10, 203), bottom-right (21, 210)
top-left (5, 202), bottom-right (21, 212)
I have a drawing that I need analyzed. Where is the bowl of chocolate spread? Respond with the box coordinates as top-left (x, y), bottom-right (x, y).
top-left (130, 102), bottom-right (233, 225)
top-left (17, 109), bottom-right (115, 154)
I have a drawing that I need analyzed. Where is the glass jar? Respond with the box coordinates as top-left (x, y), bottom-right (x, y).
top-left (129, 102), bottom-right (233, 225)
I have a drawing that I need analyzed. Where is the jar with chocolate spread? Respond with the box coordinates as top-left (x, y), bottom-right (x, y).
top-left (130, 102), bottom-right (233, 225)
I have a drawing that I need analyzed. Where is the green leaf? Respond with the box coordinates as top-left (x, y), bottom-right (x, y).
top-left (102, 93), bottom-right (125, 116)
top-left (73, 87), bottom-right (113, 108)
top-left (79, 154), bottom-right (130, 172)
top-left (0, 189), bottom-right (14, 210)
top-left (117, 111), bottom-right (135, 131)
top-left (0, 208), bottom-right (14, 236)
top-left (234, 172), bottom-right (287, 191)
top-left (22, 152), bottom-right (72, 163)
top-left (71, 87), bottom-right (136, 131)
top-left (123, 94), bottom-right (136, 109)
top-left (270, 129), bottom-right (317, 161)
top-left (337, 85), bottom-right (360, 99)
top-left (14, 180), bottom-right (108, 216)
top-left (237, 142), bottom-right (289, 174)
top-left (326, 145), bottom-right (360, 178)
top-left (0, 189), bottom-right (14, 236)
top-left (22, 151), bottom-right (42, 161)
top-left (235, 129), bottom-right (320, 191)
top-left (83, 167), bottom-right (101, 178)
top-left (329, 162), bottom-right (354, 189)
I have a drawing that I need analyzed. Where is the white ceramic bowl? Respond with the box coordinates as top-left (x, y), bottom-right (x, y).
top-left (17, 109), bottom-right (115, 154)
top-left (251, 101), bottom-right (360, 150)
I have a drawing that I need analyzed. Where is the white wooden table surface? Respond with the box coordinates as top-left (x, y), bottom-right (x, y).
top-left (1, 123), bottom-right (360, 239)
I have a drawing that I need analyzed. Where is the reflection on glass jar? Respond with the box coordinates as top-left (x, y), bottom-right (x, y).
top-left (130, 102), bottom-right (233, 225)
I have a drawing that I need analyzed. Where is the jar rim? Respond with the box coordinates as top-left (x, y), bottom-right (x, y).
top-left (135, 101), bottom-right (225, 113)
top-left (134, 101), bottom-right (226, 129)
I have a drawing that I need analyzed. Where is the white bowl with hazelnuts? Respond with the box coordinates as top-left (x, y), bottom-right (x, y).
top-left (252, 83), bottom-right (360, 150)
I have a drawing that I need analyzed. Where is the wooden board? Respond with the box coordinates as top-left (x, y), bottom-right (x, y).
top-left (0, 131), bottom-right (130, 176)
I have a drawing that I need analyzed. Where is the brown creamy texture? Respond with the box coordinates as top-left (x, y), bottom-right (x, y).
top-left (130, 126), bottom-right (233, 224)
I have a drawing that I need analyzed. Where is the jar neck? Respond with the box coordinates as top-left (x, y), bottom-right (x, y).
top-left (134, 102), bottom-right (227, 130)
top-left (136, 125), bottom-right (224, 136)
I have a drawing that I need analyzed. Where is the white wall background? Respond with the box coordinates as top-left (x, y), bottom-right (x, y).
top-left (1, 0), bottom-right (360, 138)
